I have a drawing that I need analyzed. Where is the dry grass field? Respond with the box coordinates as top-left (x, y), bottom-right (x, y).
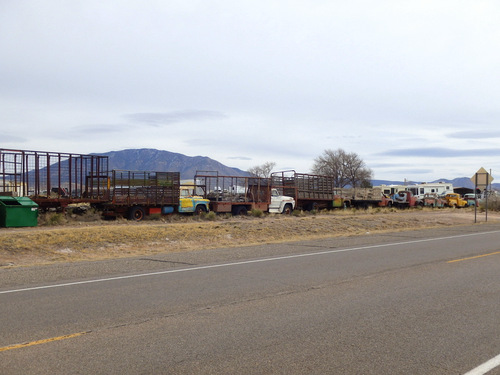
top-left (0, 207), bottom-right (497, 268)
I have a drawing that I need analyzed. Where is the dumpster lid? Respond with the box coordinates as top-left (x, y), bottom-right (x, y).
top-left (0, 196), bottom-right (38, 207)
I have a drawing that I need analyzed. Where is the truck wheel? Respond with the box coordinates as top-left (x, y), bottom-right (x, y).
top-left (282, 204), bottom-right (293, 215)
top-left (232, 206), bottom-right (248, 216)
top-left (128, 206), bottom-right (146, 221)
top-left (195, 205), bottom-right (207, 215)
top-left (306, 202), bottom-right (319, 211)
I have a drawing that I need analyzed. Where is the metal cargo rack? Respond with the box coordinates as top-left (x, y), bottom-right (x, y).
top-left (271, 171), bottom-right (337, 201)
top-left (194, 171), bottom-right (275, 213)
top-left (0, 148), bottom-right (109, 210)
top-left (108, 170), bottom-right (180, 207)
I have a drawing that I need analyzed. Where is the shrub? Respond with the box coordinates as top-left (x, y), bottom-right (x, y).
top-left (71, 206), bottom-right (103, 222)
top-left (250, 209), bottom-right (264, 217)
top-left (39, 212), bottom-right (66, 226)
top-left (480, 197), bottom-right (500, 212)
top-left (203, 211), bottom-right (217, 221)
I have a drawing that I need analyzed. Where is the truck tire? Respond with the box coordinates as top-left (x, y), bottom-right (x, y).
top-left (232, 206), bottom-right (248, 216)
top-left (306, 202), bottom-right (319, 211)
top-left (282, 204), bottom-right (293, 215)
top-left (128, 206), bottom-right (146, 221)
top-left (194, 205), bottom-right (207, 215)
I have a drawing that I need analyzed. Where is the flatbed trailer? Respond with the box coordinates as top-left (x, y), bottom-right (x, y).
top-left (0, 148), bottom-right (109, 210)
top-left (271, 171), bottom-right (345, 211)
top-left (194, 172), bottom-right (295, 215)
top-left (101, 170), bottom-right (181, 220)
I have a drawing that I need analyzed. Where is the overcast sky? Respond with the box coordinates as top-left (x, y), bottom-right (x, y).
top-left (1, 1), bottom-right (499, 182)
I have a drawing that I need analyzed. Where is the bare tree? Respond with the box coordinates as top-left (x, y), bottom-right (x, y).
top-left (312, 149), bottom-right (372, 188)
top-left (248, 162), bottom-right (276, 178)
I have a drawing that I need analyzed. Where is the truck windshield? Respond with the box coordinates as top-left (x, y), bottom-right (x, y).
top-left (180, 189), bottom-right (193, 197)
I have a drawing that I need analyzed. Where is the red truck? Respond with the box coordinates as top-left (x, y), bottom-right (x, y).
top-left (422, 193), bottom-right (445, 208)
top-left (393, 191), bottom-right (421, 208)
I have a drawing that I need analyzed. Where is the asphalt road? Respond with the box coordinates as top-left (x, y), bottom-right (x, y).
top-left (1, 223), bottom-right (500, 374)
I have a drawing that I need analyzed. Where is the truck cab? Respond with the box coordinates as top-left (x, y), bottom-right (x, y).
top-left (443, 193), bottom-right (467, 208)
top-left (179, 185), bottom-right (210, 214)
top-left (422, 193), bottom-right (445, 208)
top-left (268, 188), bottom-right (295, 214)
top-left (394, 191), bottom-right (421, 208)
top-left (463, 193), bottom-right (478, 206)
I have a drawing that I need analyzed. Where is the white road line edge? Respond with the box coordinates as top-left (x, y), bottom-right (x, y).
top-left (1, 230), bottom-right (500, 295)
top-left (463, 353), bottom-right (500, 375)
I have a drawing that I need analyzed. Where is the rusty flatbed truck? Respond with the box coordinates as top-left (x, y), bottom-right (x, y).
top-left (271, 171), bottom-right (345, 211)
top-left (0, 148), bottom-right (109, 210)
top-left (100, 170), bottom-right (209, 220)
top-left (194, 172), bottom-right (295, 215)
top-left (0, 148), bottom-right (209, 221)
top-left (101, 170), bottom-right (180, 220)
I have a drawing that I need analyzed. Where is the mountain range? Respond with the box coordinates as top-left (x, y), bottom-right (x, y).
top-left (100, 148), bottom-right (249, 179)
top-left (101, 148), bottom-right (498, 190)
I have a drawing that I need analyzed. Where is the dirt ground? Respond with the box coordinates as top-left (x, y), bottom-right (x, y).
top-left (0, 208), bottom-right (498, 268)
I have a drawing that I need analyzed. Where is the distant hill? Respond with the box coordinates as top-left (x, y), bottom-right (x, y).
top-left (100, 148), bottom-right (250, 179)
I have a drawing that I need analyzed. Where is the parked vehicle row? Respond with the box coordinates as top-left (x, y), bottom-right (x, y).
top-left (379, 182), bottom-right (485, 208)
top-left (0, 148), bottom-right (490, 222)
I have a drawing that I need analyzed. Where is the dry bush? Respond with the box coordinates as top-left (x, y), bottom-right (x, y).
top-left (250, 209), bottom-right (264, 217)
top-left (480, 197), bottom-right (500, 212)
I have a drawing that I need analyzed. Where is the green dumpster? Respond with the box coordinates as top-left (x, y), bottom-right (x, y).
top-left (0, 196), bottom-right (39, 227)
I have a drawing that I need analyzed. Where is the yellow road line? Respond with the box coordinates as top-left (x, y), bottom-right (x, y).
top-left (0, 331), bottom-right (90, 352)
top-left (447, 251), bottom-right (500, 263)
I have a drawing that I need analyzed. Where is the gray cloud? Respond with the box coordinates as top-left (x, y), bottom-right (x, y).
top-left (379, 148), bottom-right (500, 158)
top-left (368, 162), bottom-right (408, 169)
top-left (390, 168), bottom-right (434, 175)
top-left (227, 156), bottom-right (252, 161)
top-left (448, 131), bottom-right (500, 139)
top-left (125, 110), bottom-right (228, 126)
top-left (3, 134), bottom-right (27, 143)
top-left (47, 124), bottom-right (130, 141)
top-left (72, 124), bottom-right (128, 134)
